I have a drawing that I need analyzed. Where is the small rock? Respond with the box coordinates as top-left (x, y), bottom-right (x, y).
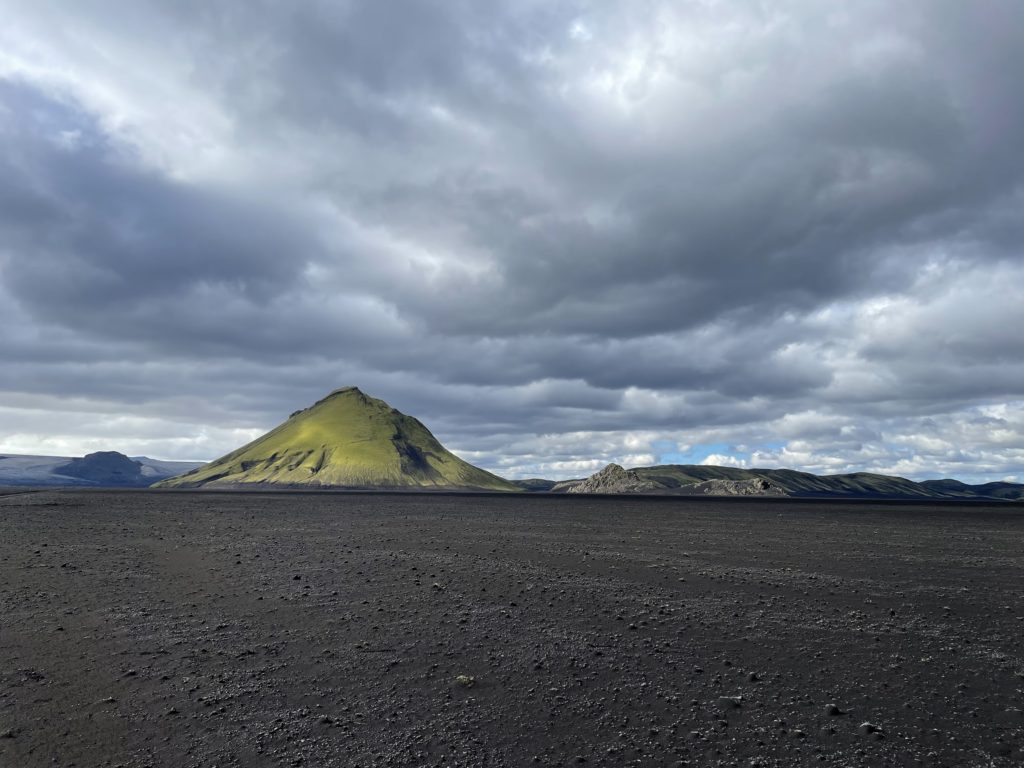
top-left (454, 674), bottom-right (476, 687)
top-left (824, 703), bottom-right (843, 716)
top-left (717, 696), bottom-right (743, 710)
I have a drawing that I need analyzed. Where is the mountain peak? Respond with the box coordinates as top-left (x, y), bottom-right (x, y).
top-left (326, 385), bottom-right (364, 397)
top-left (289, 386), bottom-right (373, 419)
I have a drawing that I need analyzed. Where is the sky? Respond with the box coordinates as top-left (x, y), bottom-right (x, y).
top-left (1, 1), bottom-right (1023, 482)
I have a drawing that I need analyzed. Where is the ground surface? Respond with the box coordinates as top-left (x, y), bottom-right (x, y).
top-left (1, 491), bottom-right (1022, 768)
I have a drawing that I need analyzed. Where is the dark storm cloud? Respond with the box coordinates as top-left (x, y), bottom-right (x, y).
top-left (222, 0), bottom-right (1024, 343)
top-left (0, 82), bottom-right (316, 326)
top-left (1, 1), bottom-right (1024, 479)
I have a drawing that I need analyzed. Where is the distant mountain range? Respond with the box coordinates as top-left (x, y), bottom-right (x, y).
top-left (154, 387), bottom-right (517, 491)
top-left (4, 388), bottom-right (1023, 500)
top-left (521, 462), bottom-right (1024, 501)
top-left (0, 451), bottom-right (204, 487)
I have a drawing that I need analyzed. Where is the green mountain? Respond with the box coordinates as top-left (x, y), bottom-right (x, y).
top-left (553, 463), bottom-right (1024, 500)
top-left (155, 387), bottom-right (518, 491)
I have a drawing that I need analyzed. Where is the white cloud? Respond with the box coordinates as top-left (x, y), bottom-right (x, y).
top-left (701, 454), bottom-right (749, 469)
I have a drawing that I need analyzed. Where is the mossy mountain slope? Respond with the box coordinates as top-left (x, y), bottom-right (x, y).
top-left (156, 387), bottom-right (518, 491)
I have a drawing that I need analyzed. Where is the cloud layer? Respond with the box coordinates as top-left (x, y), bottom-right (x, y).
top-left (1, 1), bottom-right (1023, 481)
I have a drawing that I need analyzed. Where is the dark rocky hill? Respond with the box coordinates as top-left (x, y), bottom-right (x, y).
top-left (55, 451), bottom-right (147, 486)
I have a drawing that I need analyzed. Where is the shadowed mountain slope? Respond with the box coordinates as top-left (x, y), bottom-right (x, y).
top-left (156, 387), bottom-right (518, 491)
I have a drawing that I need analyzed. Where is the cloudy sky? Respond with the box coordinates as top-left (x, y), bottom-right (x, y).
top-left (1, 1), bottom-right (1023, 482)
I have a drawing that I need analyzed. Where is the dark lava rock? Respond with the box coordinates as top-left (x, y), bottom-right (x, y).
top-left (858, 722), bottom-right (883, 736)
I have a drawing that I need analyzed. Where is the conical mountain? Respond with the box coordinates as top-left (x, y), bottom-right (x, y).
top-left (156, 387), bottom-right (518, 491)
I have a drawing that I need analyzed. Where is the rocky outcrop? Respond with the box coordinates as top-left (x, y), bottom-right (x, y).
top-left (566, 463), bottom-right (664, 494)
top-left (682, 477), bottom-right (787, 497)
top-left (550, 479), bottom-right (584, 493)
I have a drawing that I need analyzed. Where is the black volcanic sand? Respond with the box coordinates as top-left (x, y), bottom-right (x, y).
top-left (1, 492), bottom-right (1022, 767)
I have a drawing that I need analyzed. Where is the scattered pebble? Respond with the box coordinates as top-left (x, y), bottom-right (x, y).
top-left (858, 722), bottom-right (883, 737)
top-left (718, 696), bottom-right (744, 710)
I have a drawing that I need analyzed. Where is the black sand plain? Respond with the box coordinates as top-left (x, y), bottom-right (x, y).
top-left (1, 490), bottom-right (1022, 768)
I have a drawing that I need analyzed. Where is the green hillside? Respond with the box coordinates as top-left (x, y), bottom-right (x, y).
top-left (633, 465), bottom-right (978, 498)
top-left (556, 463), bottom-right (1022, 500)
top-left (922, 479), bottom-right (1024, 501)
top-left (156, 387), bottom-right (518, 491)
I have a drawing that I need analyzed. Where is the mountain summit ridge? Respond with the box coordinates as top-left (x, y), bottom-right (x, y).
top-left (156, 387), bottom-right (517, 491)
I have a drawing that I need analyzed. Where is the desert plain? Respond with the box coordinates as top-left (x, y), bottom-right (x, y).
top-left (1, 489), bottom-right (1022, 767)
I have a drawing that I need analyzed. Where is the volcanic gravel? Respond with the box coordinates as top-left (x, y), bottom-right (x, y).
top-left (1, 490), bottom-right (1022, 767)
